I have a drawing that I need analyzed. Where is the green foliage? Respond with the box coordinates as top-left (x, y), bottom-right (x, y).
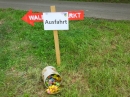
top-left (0, 8), bottom-right (130, 97)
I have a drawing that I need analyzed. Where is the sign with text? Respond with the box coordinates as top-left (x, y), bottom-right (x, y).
top-left (43, 12), bottom-right (69, 30)
top-left (68, 10), bottom-right (84, 20)
top-left (22, 10), bottom-right (84, 26)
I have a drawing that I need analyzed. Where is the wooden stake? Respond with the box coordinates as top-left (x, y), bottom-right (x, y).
top-left (50, 6), bottom-right (61, 65)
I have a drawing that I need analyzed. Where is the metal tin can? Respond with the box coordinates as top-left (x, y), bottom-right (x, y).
top-left (42, 66), bottom-right (61, 88)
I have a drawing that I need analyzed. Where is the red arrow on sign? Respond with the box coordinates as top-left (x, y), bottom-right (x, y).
top-left (22, 10), bottom-right (84, 26)
top-left (22, 10), bottom-right (43, 26)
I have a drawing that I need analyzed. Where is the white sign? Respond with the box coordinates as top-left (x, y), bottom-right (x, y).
top-left (43, 12), bottom-right (69, 30)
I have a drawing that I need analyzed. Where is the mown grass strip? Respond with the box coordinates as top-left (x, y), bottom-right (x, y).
top-left (0, 8), bottom-right (130, 97)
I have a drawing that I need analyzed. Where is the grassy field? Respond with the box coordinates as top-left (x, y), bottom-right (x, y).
top-left (59, 0), bottom-right (130, 3)
top-left (0, 8), bottom-right (130, 97)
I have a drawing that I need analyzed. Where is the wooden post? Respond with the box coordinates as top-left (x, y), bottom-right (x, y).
top-left (50, 6), bottom-right (61, 65)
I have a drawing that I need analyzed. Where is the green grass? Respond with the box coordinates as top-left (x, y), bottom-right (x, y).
top-left (59, 0), bottom-right (130, 3)
top-left (0, 8), bottom-right (130, 97)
